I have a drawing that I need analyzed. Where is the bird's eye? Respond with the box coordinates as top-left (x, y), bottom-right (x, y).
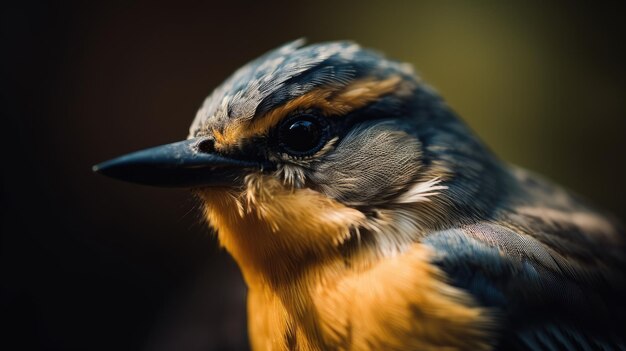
top-left (277, 114), bottom-right (329, 156)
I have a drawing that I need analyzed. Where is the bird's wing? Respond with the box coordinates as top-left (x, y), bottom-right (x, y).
top-left (423, 221), bottom-right (626, 351)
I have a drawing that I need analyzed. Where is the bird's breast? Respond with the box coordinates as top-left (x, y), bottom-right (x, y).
top-left (197, 175), bottom-right (495, 350)
top-left (247, 244), bottom-right (495, 351)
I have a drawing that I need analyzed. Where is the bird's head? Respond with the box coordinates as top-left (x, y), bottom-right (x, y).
top-left (95, 40), bottom-right (504, 283)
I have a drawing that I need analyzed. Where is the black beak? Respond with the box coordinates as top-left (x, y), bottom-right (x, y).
top-left (93, 138), bottom-right (266, 188)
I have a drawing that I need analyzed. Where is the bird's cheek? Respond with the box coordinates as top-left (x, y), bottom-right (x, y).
top-left (242, 174), bottom-right (366, 246)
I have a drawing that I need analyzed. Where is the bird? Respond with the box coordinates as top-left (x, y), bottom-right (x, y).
top-left (94, 39), bottom-right (626, 350)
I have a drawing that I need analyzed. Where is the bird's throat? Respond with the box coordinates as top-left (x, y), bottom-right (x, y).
top-left (197, 174), bottom-right (366, 285)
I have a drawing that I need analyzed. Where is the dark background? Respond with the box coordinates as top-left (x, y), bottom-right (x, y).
top-left (2, 1), bottom-right (625, 350)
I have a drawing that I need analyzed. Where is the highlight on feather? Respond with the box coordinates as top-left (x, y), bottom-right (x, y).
top-left (395, 177), bottom-right (448, 204)
top-left (515, 206), bottom-right (619, 242)
top-left (274, 164), bottom-right (306, 188)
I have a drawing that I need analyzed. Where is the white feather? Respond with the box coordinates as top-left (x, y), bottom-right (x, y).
top-left (394, 178), bottom-right (448, 204)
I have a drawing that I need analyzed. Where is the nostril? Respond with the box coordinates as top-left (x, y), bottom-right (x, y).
top-left (196, 138), bottom-right (216, 154)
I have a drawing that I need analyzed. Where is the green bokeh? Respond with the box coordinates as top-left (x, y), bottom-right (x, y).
top-left (298, 1), bottom-right (626, 219)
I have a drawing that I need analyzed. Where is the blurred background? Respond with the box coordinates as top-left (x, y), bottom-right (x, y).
top-left (2, 1), bottom-right (625, 350)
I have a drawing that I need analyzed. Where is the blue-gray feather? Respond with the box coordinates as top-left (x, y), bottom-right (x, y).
top-left (424, 223), bottom-right (626, 350)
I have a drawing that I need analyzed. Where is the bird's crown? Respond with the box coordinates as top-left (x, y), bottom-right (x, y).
top-left (189, 39), bottom-right (416, 141)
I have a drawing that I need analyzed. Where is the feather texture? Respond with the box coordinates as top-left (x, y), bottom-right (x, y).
top-left (423, 167), bottom-right (626, 350)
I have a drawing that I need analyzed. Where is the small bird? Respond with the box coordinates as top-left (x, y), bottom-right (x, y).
top-left (95, 40), bottom-right (626, 350)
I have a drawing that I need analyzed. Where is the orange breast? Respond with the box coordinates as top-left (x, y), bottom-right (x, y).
top-left (197, 175), bottom-right (494, 350)
top-left (247, 244), bottom-right (495, 351)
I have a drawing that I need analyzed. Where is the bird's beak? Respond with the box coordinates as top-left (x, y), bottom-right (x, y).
top-left (93, 138), bottom-right (265, 188)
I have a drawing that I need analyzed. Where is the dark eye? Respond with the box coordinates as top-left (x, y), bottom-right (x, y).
top-left (277, 114), bottom-right (329, 156)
